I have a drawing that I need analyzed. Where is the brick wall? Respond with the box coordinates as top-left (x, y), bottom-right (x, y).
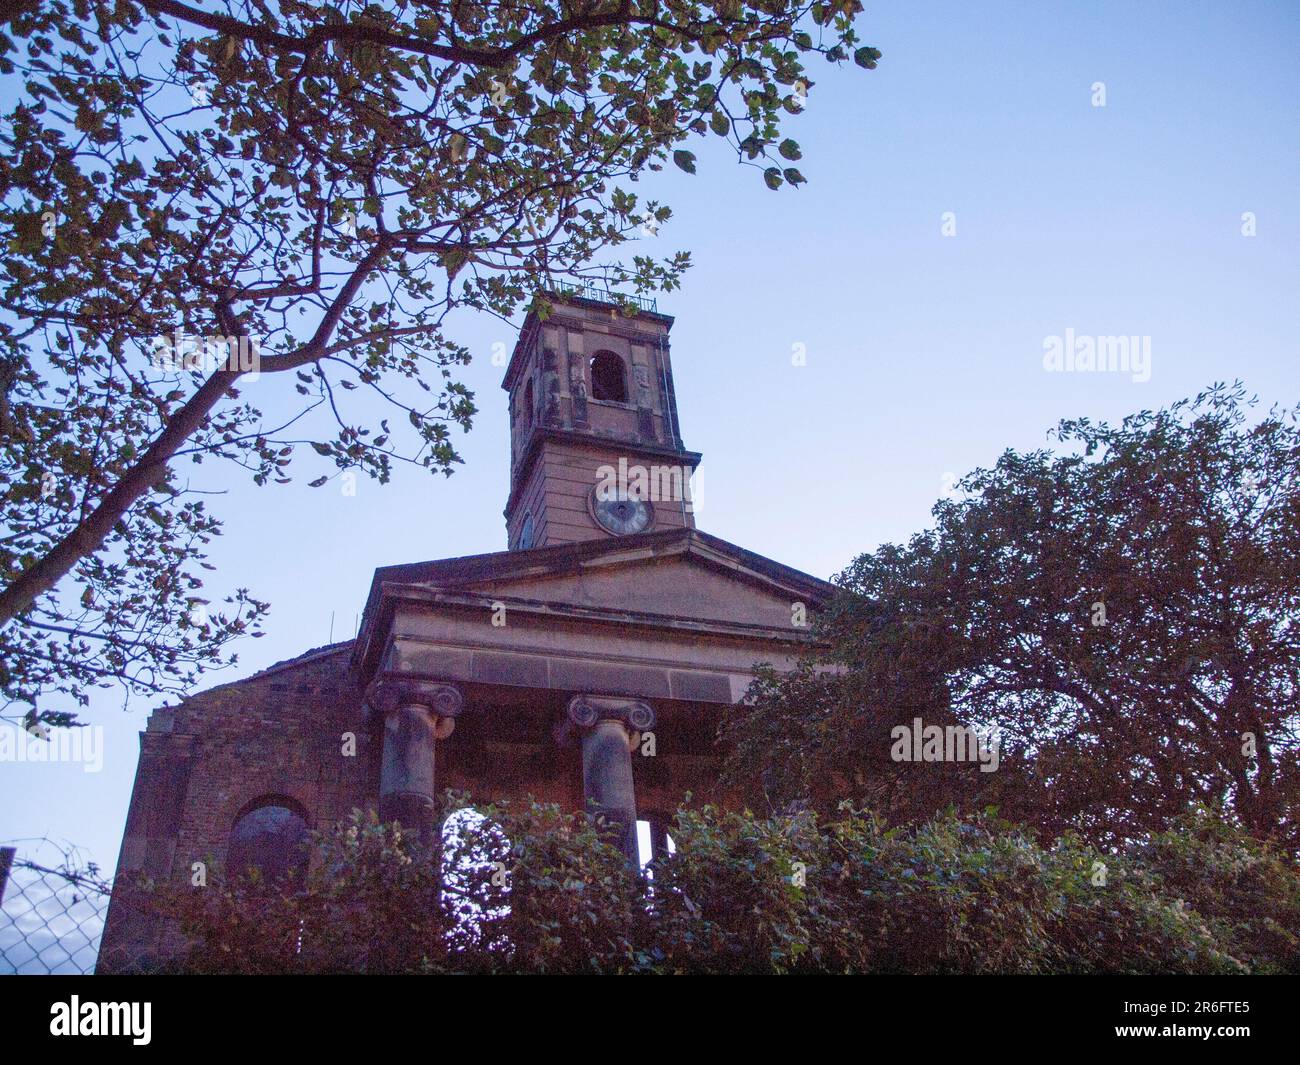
top-left (98, 643), bottom-right (371, 970)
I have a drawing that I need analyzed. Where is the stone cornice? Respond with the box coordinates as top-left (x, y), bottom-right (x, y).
top-left (379, 586), bottom-right (823, 645)
top-left (502, 298), bottom-right (674, 393)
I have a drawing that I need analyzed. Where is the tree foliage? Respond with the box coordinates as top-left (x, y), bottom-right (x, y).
top-left (142, 797), bottom-right (1298, 974)
top-left (0, 0), bottom-right (877, 720)
top-left (722, 384), bottom-right (1300, 850)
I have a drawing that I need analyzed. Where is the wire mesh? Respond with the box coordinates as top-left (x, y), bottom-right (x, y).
top-left (0, 843), bottom-right (111, 975)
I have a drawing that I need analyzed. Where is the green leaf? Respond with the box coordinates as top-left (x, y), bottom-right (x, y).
top-left (442, 248), bottom-right (468, 278)
top-left (672, 150), bottom-right (697, 174)
top-left (854, 46), bottom-right (883, 70)
top-left (763, 167), bottom-right (783, 191)
top-left (778, 139), bottom-right (802, 161)
top-left (784, 168), bottom-right (807, 187)
top-left (709, 110), bottom-right (730, 137)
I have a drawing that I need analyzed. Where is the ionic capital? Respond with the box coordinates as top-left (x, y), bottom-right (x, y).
top-left (564, 694), bottom-right (655, 740)
top-left (367, 676), bottom-right (464, 737)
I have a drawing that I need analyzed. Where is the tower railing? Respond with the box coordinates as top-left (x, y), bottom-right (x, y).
top-left (550, 281), bottom-right (658, 314)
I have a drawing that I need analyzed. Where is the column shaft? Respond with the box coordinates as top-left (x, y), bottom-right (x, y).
top-left (580, 719), bottom-right (639, 863)
top-left (379, 704), bottom-right (438, 830)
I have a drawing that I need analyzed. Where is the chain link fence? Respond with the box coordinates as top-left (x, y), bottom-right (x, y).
top-left (0, 842), bottom-right (112, 975)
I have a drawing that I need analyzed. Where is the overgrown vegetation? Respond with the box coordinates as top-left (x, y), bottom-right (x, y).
top-left (723, 384), bottom-right (1300, 852)
top-left (144, 797), bottom-right (1299, 974)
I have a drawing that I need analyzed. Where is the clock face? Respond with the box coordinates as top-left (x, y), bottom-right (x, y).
top-left (589, 489), bottom-right (654, 536)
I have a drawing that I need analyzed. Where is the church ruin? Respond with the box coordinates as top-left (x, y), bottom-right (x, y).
top-left (98, 292), bottom-right (833, 970)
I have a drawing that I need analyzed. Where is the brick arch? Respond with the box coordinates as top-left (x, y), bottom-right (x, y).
top-left (231, 792), bottom-right (311, 826)
top-left (225, 794), bottom-right (313, 884)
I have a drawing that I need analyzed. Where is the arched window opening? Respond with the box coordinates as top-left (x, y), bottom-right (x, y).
top-left (589, 351), bottom-right (627, 402)
top-left (227, 800), bottom-right (310, 885)
top-left (441, 808), bottom-right (512, 955)
top-left (516, 512), bottom-right (535, 551)
top-left (637, 817), bottom-right (676, 874)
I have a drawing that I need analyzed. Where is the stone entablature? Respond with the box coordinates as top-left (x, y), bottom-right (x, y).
top-left (356, 530), bottom-right (827, 713)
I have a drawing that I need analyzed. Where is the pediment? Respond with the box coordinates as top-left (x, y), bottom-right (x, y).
top-left (357, 530), bottom-right (834, 671)
top-left (450, 548), bottom-right (808, 631)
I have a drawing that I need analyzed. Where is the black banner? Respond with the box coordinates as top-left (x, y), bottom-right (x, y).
top-left (1, 974), bottom-right (1291, 1050)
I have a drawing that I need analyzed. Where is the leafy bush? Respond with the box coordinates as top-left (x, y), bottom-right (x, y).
top-left (1129, 808), bottom-right (1300, 974)
top-left (145, 798), bottom-right (1295, 974)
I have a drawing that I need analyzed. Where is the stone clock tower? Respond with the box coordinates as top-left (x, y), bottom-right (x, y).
top-left (502, 294), bottom-right (701, 550)
top-left (99, 289), bottom-right (835, 972)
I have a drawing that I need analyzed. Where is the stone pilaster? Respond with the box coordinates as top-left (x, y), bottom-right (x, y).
top-left (97, 727), bottom-right (195, 972)
top-left (366, 677), bottom-right (464, 832)
top-left (564, 695), bottom-right (655, 864)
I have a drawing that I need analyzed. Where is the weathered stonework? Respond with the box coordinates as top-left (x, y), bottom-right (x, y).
top-left (98, 296), bottom-right (834, 972)
top-left (98, 645), bottom-right (373, 971)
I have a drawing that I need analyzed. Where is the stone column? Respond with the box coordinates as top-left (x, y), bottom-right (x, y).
top-left (366, 677), bottom-right (463, 832)
top-left (564, 695), bottom-right (655, 864)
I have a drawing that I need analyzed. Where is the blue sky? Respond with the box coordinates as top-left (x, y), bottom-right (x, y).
top-left (3, 0), bottom-right (1298, 887)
